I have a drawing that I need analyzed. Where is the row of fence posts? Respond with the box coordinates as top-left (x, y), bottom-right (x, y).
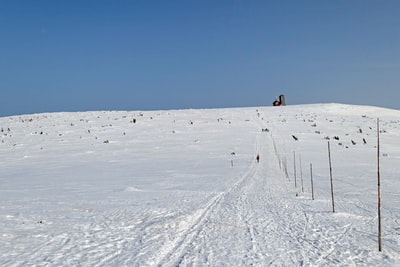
top-left (277, 118), bottom-right (382, 252)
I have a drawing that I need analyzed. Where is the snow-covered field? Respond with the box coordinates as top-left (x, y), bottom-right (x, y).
top-left (0, 103), bottom-right (399, 266)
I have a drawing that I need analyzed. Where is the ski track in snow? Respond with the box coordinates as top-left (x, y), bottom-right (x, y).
top-left (0, 104), bottom-right (399, 266)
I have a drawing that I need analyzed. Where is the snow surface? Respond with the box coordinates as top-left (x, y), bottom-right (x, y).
top-left (0, 103), bottom-right (399, 266)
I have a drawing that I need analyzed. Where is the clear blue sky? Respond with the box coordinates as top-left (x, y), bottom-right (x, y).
top-left (1, 1), bottom-right (399, 116)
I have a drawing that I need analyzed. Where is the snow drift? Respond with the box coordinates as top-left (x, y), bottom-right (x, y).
top-left (0, 103), bottom-right (399, 266)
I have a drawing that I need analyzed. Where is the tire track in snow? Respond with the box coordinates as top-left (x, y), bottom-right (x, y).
top-left (153, 131), bottom-right (263, 266)
top-left (148, 110), bottom-right (265, 266)
top-left (155, 110), bottom-right (312, 266)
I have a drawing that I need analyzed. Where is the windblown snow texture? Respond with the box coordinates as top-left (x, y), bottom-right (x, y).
top-left (0, 104), bottom-right (399, 266)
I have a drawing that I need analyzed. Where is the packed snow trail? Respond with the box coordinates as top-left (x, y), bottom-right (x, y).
top-left (150, 131), bottom-right (346, 266)
top-left (154, 131), bottom-right (291, 266)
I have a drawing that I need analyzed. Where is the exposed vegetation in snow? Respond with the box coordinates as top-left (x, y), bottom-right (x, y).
top-left (0, 104), bottom-right (399, 266)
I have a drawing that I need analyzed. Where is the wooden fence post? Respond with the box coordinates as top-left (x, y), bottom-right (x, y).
top-left (294, 151), bottom-right (297, 188)
top-left (377, 118), bottom-right (382, 252)
top-left (284, 157), bottom-right (290, 180)
top-left (328, 141), bottom-right (335, 213)
top-left (310, 163), bottom-right (314, 200)
top-left (300, 154), bottom-right (304, 193)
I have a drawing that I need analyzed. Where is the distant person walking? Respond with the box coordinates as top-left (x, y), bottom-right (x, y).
top-left (256, 154), bottom-right (260, 163)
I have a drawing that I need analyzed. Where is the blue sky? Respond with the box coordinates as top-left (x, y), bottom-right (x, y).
top-left (1, 1), bottom-right (400, 116)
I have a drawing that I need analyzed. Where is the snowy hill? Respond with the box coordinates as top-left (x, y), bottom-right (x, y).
top-left (0, 103), bottom-right (399, 266)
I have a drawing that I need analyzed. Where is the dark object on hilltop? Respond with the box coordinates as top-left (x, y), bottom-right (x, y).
top-left (273, 94), bottom-right (286, 106)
